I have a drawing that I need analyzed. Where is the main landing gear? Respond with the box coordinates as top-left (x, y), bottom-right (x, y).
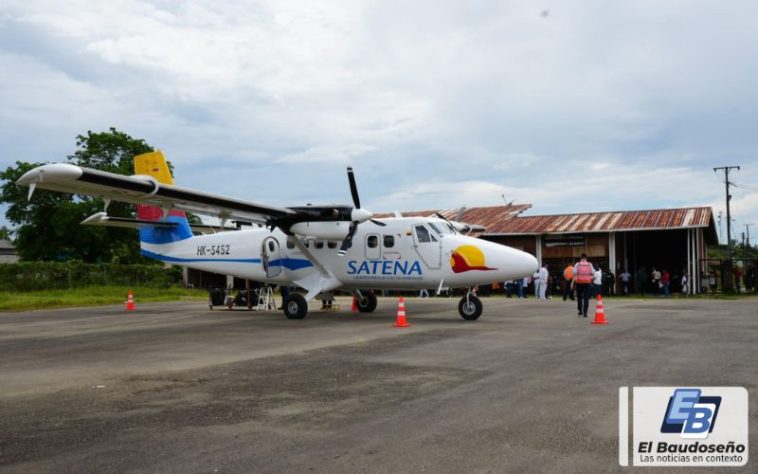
top-left (283, 293), bottom-right (308, 319)
top-left (458, 291), bottom-right (482, 320)
top-left (355, 290), bottom-right (378, 313)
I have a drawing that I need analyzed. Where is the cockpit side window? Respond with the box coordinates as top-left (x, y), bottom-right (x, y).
top-left (415, 225), bottom-right (432, 243)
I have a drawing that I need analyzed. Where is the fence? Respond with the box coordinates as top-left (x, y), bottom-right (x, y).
top-left (700, 259), bottom-right (757, 293)
top-left (0, 261), bottom-right (183, 292)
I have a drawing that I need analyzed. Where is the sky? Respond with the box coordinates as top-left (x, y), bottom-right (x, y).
top-left (1, 1), bottom-right (757, 244)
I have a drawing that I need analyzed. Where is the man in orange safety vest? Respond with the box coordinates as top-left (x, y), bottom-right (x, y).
top-left (573, 253), bottom-right (595, 318)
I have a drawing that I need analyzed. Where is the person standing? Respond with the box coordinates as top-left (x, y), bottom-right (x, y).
top-left (651, 267), bottom-right (661, 294)
top-left (619, 269), bottom-right (631, 295)
top-left (279, 285), bottom-right (291, 310)
top-left (661, 269), bottom-right (671, 298)
top-left (563, 263), bottom-right (575, 301)
top-left (538, 264), bottom-right (549, 300)
top-left (635, 267), bottom-right (646, 296)
top-left (573, 253), bottom-right (595, 317)
top-left (592, 266), bottom-right (603, 299)
top-left (521, 276), bottom-right (529, 298)
top-left (681, 272), bottom-right (689, 295)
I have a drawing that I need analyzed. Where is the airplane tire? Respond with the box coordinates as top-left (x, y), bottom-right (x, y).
top-left (458, 295), bottom-right (483, 320)
top-left (357, 291), bottom-right (378, 313)
top-left (284, 294), bottom-right (308, 319)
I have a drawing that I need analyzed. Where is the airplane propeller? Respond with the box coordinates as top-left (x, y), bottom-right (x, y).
top-left (338, 167), bottom-right (385, 256)
top-left (435, 212), bottom-right (468, 233)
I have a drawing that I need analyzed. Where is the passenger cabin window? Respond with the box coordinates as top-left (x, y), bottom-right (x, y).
top-left (415, 225), bottom-right (432, 243)
top-left (367, 235), bottom-right (379, 248)
top-left (268, 241), bottom-right (276, 252)
top-left (315, 241), bottom-right (324, 249)
top-left (383, 235), bottom-right (395, 248)
top-left (327, 241), bottom-right (337, 249)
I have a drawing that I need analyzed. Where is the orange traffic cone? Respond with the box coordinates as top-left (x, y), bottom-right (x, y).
top-left (591, 294), bottom-right (608, 325)
top-left (393, 296), bottom-right (410, 327)
top-left (125, 289), bottom-right (135, 311)
top-left (352, 296), bottom-right (359, 312)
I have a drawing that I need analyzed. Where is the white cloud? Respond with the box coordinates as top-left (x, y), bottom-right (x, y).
top-left (1, 0), bottom-right (757, 234)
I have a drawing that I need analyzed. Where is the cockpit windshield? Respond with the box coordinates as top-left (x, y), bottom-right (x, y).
top-left (428, 222), bottom-right (455, 236)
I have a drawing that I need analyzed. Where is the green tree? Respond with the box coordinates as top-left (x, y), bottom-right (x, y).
top-left (0, 128), bottom-right (158, 263)
top-left (0, 225), bottom-right (12, 241)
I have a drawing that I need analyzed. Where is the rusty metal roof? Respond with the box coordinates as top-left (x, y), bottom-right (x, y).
top-left (374, 204), bottom-right (532, 224)
top-left (485, 207), bottom-right (714, 235)
top-left (377, 205), bottom-right (716, 241)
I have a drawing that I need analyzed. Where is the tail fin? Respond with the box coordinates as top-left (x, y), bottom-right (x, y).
top-left (134, 151), bottom-right (193, 244)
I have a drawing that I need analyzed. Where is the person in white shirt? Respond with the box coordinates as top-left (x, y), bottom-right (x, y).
top-left (533, 271), bottom-right (541, 297)
top-left (538, 264), bottom-right (549, 300)
top-left (593, 267), bottom-right (603, 298)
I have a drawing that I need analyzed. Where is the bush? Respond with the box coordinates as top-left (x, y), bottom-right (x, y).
top-left (0, 261), bottom-right (183, 291)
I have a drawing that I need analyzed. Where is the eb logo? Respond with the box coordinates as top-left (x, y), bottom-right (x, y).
top-left (661, 388), bottom-right (721, 439)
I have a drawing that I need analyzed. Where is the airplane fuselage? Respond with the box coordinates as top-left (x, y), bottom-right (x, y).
top-left (140, 217), bottom-right (537, 291)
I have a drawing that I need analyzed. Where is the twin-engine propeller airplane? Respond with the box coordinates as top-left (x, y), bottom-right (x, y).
top-left (17, 151), bottom-right (537, 320)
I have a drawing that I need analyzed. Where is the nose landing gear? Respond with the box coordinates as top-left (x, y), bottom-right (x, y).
top-left (458, 290), bottom-right (482, 320)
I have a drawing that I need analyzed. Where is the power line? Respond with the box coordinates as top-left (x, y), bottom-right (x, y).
top-left (731, 181), bottom-right (758, 193)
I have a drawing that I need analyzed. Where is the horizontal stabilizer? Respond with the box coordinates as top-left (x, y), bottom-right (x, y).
top-left (81, 212), bottom-right (178, 230)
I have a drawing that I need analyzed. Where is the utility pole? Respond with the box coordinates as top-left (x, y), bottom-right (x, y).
top-left (713, 166), bottom-right (740, 258)
top-left (717, 211), bottom-right (723, 244)
top-left (714, 166), bottom-right (740, 292)
top-left (746, 223), bottom-right (754, 248)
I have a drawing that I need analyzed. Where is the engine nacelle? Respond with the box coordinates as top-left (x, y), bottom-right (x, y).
top-left (290, 221), bottom-right (351, 240)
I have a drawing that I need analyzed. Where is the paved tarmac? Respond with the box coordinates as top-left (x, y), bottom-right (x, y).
top-left (0, 296), bottom-right (756, 473)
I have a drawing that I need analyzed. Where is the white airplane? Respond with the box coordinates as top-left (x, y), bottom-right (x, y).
top-left (17, 151), bottom-right (537, 320)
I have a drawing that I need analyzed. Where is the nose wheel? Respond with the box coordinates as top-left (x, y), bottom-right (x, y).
top-left (458, 294), bottom-right (482, 320)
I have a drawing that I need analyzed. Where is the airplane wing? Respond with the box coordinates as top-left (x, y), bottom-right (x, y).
top-left (17, 163), bottom-right (296, 224)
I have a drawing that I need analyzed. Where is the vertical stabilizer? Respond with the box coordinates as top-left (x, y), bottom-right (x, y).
top-left (134, 150), bottom-right (192, 244)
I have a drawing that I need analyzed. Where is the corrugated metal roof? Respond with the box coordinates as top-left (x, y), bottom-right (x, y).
top-left (376, 205), bottom-right (714, 240)
top-left (486, 207), bottom-right (713, 235)
top-left (374, 204), bottom-right (532, 226)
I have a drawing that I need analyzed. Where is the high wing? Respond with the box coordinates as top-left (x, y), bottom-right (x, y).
top-left (17, 163), bottom-right (296, 224)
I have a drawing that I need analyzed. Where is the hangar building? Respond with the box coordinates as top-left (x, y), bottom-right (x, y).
top-left (429, 205), bottom-right (717, 294)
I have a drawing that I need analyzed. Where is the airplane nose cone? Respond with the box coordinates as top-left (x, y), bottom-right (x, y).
top-left (510, 248), bottom-right (539, 278)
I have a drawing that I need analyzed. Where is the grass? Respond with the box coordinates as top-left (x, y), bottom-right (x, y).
top-left (0, 286), bottom-right (207, 312)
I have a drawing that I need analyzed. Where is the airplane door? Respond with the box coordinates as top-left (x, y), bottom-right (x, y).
top-left (261, 237), bottom-right (282, 278)
top-left (412, 224), bottom-right (441, 269)
top-left (365, 233), bottom-right (381, 260)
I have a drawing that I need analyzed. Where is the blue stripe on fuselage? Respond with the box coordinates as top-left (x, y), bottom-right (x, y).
top-left (140, 249), bottom-right (314, 270)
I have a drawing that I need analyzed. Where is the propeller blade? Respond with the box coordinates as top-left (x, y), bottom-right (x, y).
top-left (347, 166), bottom-right (360, 209)
top-left (435, 212), bottom-right (460, 233)
top-left (369, 219), bottom-right (387, 227)
top-left (338, 221), bottom-right (359, 256)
